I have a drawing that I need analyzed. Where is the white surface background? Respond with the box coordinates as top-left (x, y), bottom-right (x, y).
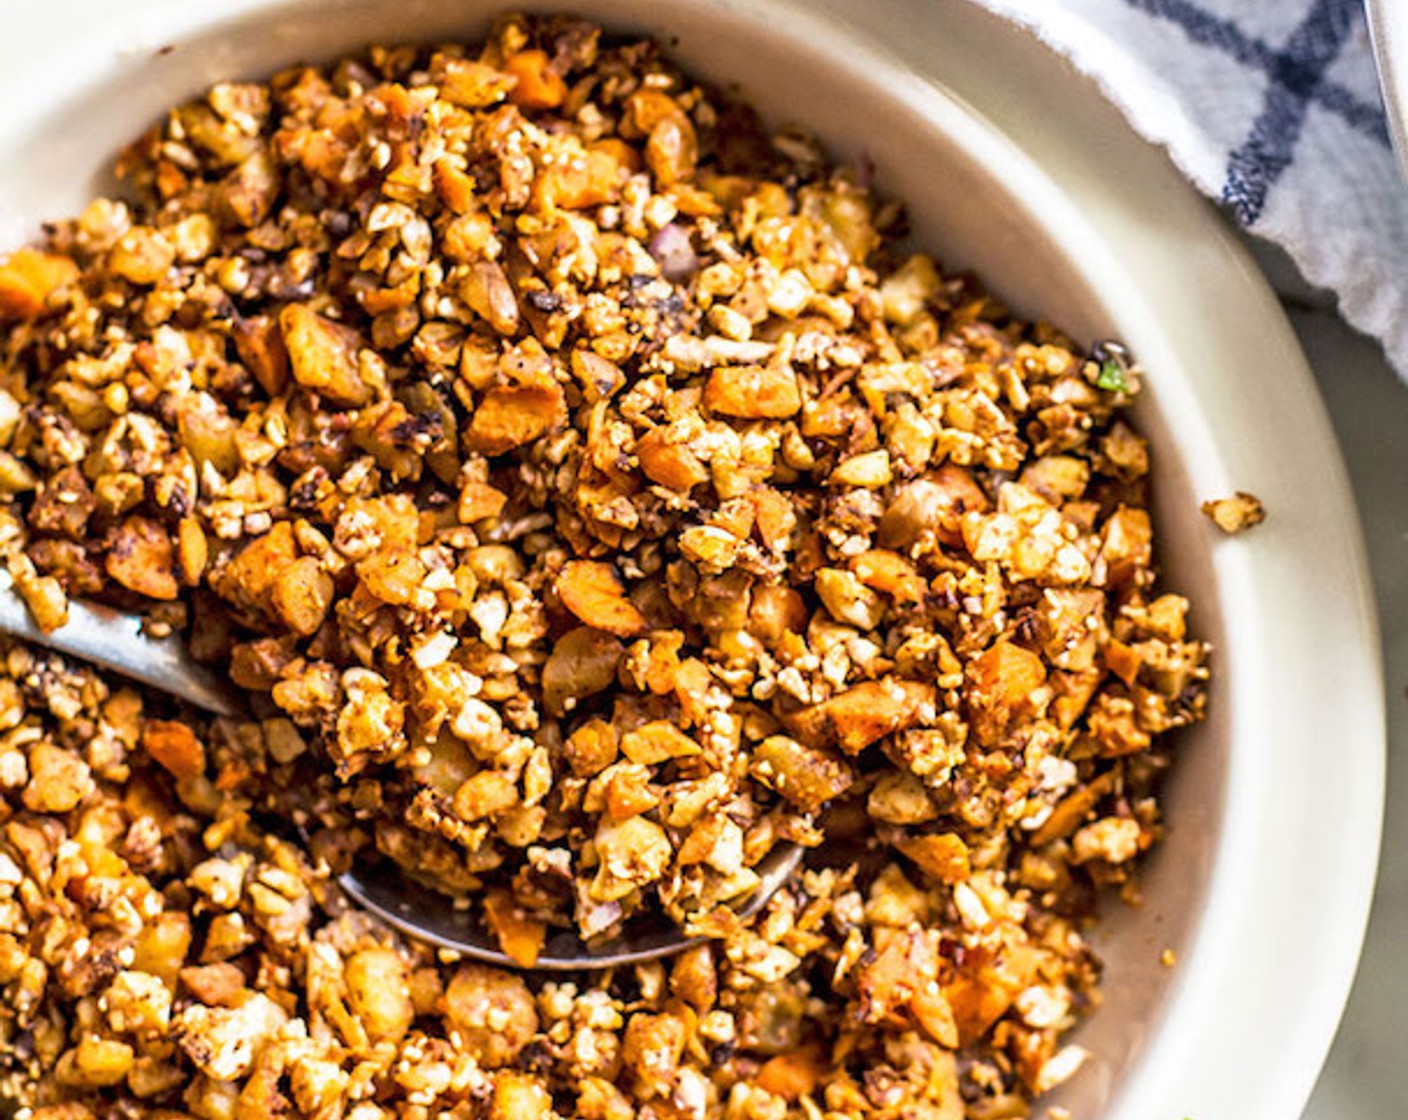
top-left (1267, 245), bottom-right (1408, 1120)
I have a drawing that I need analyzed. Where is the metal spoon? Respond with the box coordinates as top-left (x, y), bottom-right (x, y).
top-left (0, 578), bottom-right (803, 970)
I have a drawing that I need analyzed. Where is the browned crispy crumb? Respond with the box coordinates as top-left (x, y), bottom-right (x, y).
top-left (1201, 491), bottom-right (1267, 534)
top-left (0, 13), bottom-right (1208, 1119)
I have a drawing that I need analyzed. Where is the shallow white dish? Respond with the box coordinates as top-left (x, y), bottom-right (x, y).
top-left (0, 1), bottom-right (1384, 1118)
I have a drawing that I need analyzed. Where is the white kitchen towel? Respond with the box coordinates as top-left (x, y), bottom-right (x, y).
top-left (972, 0), bottom-right (1408, 381)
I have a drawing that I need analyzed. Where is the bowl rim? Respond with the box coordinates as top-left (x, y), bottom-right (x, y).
top-left (1366, 0), bottom-right (1408, 178)
top-left (0, 1), bottom-right (1385, 1117)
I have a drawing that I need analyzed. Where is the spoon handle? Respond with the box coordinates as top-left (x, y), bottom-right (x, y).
top-left (0, 578), bottom-right (240, 717)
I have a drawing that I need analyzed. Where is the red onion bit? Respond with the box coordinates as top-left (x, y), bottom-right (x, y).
top-left (648, 223), bottom-right (699, 283)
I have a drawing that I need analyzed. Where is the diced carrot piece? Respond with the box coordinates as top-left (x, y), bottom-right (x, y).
top-left (704, 365), bottom-right (801, 418)
top-left (458, 480), bottom-right (509, 523)
top-left (849, 549), bottom-right (925, 603)
top-left (897, 833), bottom-right (971, 884)
top-left (910, 985), bottom-right (960, 1048)
top-left (179, 962), bottom-right (246, 1007)
top-left (536, 146), bottom-right (625, 210)
top-left (590, 138), bottom-right (641, 174)
top-left (645, 116), bottom-right (697, 186)
top-left (620, 721), bottom-right (701, 765)
top-left (433, 159), bottom-right (479, 214)
top-left (555, 560), bottom-right (646, 637)
top-left (635, 427), bottom-right (708, 491)
top-left (757, 1047), bottom-right (826, 1101)
top-left (966, 641), bottom-right (1047, 746)
top-left (672, 657), bottom-right (713, 726)
top-left (466, 384), bottom-right (565, 455)
top-left (784, 678), bottom-right (935, 755)
top-left (604, 766), bottom-right (661, 821)
top-left (1104, 638), bottom-right (1142, 686)
top-left (563, 718), bottom-right (619, 778)
top-left (625, 91), bottom-right (685, 135)
top-left (751, 487), bottom-right (796, 551)
top-left (504, 50), bottom-right (566, 110)
top-left (1030, 771), bottom-right (1117, 847)
top-left (142, 720), bottom-right (207, 780)
top-left (0, 249), bottom-right (77, 319)
top-left (435, 57), bottom-right (517, 109)
top-left (943, 943), bottom-right (1042, 1046)
top-left (484, 890), bottom-right (547, 969)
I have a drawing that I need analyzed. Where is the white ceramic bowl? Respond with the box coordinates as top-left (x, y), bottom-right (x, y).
top-left (0, 2), bottom-right (1384, 1117)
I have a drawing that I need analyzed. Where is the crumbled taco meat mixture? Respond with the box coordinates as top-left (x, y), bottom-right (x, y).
top-left (0, 13), bottom-right (1208, 1119)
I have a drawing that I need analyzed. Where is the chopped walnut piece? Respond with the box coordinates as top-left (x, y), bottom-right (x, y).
top-left (491, 1073), bottom-right (555, 1120)
top-left (12, 558), bottom-right (69, 631)
top-left (279, 303), bottom-right (375, 407)
top-left (232, 315), bottom-right (289, 395)
top-left (1072, 817), bottom-right (1143, 864)
top-left (750, 735), bottom-right (854, 812)
top-left (441, 965), bottom-right (539, 1068)
top-left (621, 1011), bottom-right (688, 1099)
top-left (23, 740), bottom-right (93, 812)
top-left (543, 627), bottom-right (625, 717)
top-left (344, 948), bottom-right (415, 1043)
top-left (592, 815), bottom-right (672, 901)
top-left (105, 517), bottom-right (179, 600)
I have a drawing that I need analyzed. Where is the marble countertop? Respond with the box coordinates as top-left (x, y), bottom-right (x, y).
top-left (1250, 242), bottom-right (1408, 1119)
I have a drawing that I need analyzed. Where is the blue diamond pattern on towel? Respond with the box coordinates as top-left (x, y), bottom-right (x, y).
top-left (975, 0), bottom-right (1408, 383)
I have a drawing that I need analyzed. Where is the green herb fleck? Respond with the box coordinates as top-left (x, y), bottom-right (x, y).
top-left (1096, 357), bottom-right (1129, 393)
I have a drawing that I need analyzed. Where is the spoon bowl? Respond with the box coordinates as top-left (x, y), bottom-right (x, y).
top-left (0, 586), bottom-right (803, 970)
